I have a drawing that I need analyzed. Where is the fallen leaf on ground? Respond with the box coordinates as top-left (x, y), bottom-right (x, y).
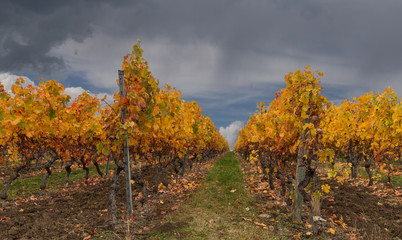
top-left (313, 216), bottom-right (327, 222)
top-left (83, 235), bottom-right (91, 240)
top-left (270, 218), bottom-right (278, 222)
top-left (0, 216), bottom-right (11, 222)
top-left (293, 232), bottom-right (302, 239)
top-left (253, 221), bottom-right (267, 228)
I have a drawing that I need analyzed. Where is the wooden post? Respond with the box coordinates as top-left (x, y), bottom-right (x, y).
top-left (118, 70), bottom-right (133, 218)
top-left (293, 116), bottom-right (309, 222)
top-left (105, 153), bottom-right (112, 176)
top-left (181, 154), bottom-right (187, 178)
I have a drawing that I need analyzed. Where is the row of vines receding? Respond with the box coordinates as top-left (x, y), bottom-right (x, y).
top-left (234, 66), bottom-right (401, 235)
top-left (0, 41), bottom-right (230, 224)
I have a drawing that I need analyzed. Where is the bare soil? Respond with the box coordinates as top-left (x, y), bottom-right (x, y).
top-left (1, 178), bottom-right (115, 240)
top-left (322, 180), bottom-right (402, 240)
top-left (0, 158), bottom-right (215, 239)
top-left (1, 156), bottom-right (400, 240)
top-left (239, 155), bottom-right (402, 240)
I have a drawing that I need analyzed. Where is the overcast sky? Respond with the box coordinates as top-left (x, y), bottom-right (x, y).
top-left (1, 0), bottom-right (402, 149)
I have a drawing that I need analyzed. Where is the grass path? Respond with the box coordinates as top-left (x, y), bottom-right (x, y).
top-left (151, 152), bottom-right (276, 240)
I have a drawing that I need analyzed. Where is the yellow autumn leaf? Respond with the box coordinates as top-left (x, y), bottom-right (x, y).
top-left (10, 117), bottom-right (21, 126)
top-left (26, 131), bottom-right (34, 138)
top-left (178, 152), bottom-right (183, 159)
top-left (321, 184), bottom-right (331, 194)
top-left (158, 183), bottom-right (166, 190)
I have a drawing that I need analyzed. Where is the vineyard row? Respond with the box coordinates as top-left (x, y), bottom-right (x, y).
top-left (0, 42), bottom-right (230, 222)
top-left (234, 66), bottom-right (401, 234)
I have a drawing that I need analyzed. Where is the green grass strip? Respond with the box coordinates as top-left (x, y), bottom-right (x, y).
top-left (0, 164), bottom-right (115, 200)
top-left (151, 152), bottom-right (280, 240)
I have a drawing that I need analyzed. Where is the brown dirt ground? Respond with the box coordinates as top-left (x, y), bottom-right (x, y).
top-left (1, 178), bottom-right (116, 240)
top-left (322, 180), bottom-right (402, 240)
top-left (1, 156), bottom-right (400, 240)
top-left (239, 156), bottom-right (401, 240)
top-left (0, 157), bottom-right (217, 240)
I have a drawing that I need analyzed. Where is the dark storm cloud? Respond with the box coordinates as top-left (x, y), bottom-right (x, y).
top-left (1, 0), bottom-right (88, 74)
top-left (0, 0), bottom-right (137, 75)
top-left (1, 0), bottom-right (402, 96)
top-left (95, 0), bottom-right (402, 90)
top-left (226, 1), bottom-right (402, 79)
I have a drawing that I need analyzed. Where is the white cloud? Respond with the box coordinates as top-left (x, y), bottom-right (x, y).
top-left (64, 86), bottom-right (86, 102)
top-left (219, 121), bottom-right (244, 150)
top-left (0, 72), bottom-right (114, 106)
top-left (0, 72), bottom-right (35, 93)
top-left (63, 86), bottom-right (115, 107)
